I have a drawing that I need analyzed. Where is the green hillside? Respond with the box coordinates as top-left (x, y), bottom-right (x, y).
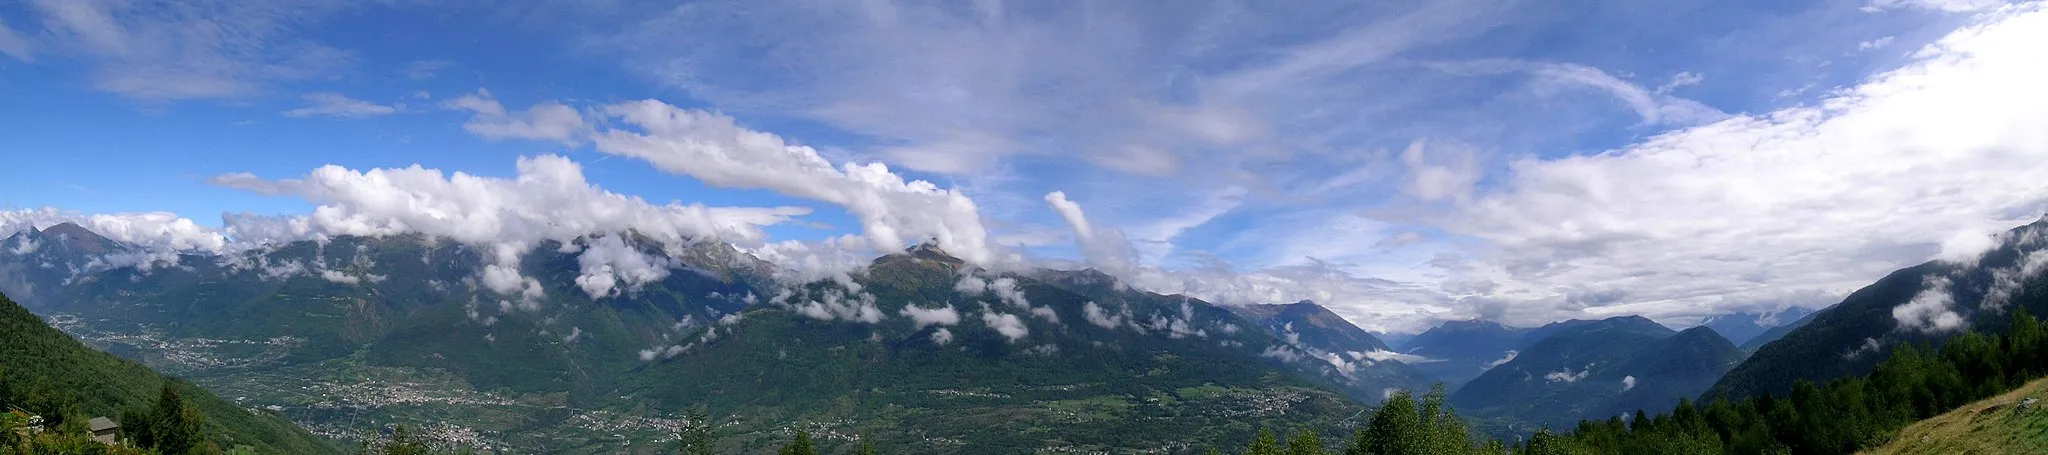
top-left (0, 292), bottom-right (337, 454)
top-left (1862, 376), bottom-right (2048, 455)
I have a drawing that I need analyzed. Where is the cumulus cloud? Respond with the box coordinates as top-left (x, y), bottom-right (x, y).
top-left (210, 155), bottom-right (805, 302)
top-left (980, 311), bottom-right (1029, 342)
top-left (589, 100), bottom-right (1001, 270)
top-left (284, 93), bottom-right (399, 118)
top-left (1894, 275), bottom-right (1966, 333)
top-left (574, 234), bottom-right (673, 299)
top-left (1, 209), bottom-right (227, 252)
top-left (787, 289), bottom-right (885, 324)
top-left (1544, 365), bottom-right (1592, 383)
top-left (1082, 301), bottom-right (1127, 329)
top-left (1937, 229), bottom-right (2000, 265)
top-left (1621, 375), bottom-right (1637, 392)
top-left (900, 304), bottom-right (962, 329)
top-left (930, 328), bottom-right (954, 345)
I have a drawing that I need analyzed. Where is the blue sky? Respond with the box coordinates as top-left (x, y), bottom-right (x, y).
top-left (2, 0), bottom-right (2045, 332)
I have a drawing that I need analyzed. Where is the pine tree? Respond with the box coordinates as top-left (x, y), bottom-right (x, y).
top-left (777, 430), bottom-right (816, 455)
top-left (1363, 390), bottom-right (1422, 455)
top-left (148, 384), bottom-right (206, 455)
top-left (1285, 428), bottom-right (1323, 455)
top-left (372, 424), bottom-right (432, 455)
top-left (1245, 428), bottom-right (1283, 455)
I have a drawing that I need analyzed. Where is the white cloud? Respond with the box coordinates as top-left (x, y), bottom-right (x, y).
top-left (980, 311), bottom-right (1029, 342)
top-left (1937, 229), bottom-right (1999, 265)
top-left (318, 269), bottom-right (360, 284)
top-left (211, 155), bottom-right (806, 301)
top-left (1082, 301), bottom-right (1127, 330)
top-left (1359, 349), bottom-right (1441, 364)
top-left (1, 209), bottom-right (227, 252)
top-left (445, 89), bottom-right (586, 144)
top-left (1845, 337), bottom-right (1885, 360)
top-left (791, 289), bottom-right (884, 324)
top-left (930, 328), bottom-right (954, 345)
top-left (1894, 275), bottom-right (1966, 333)
top-left (1400, 140), bottom-right (1482, 203)
top-left (284, 93), bottom-right (399, 118)
top-left (1860, 36), bottom-right (1898, 51)
top-left (574, 234), bottom-right (673, 299)
top-left (1544, 365), bottom-right (1591, 383)
top-left (1438, 6), bottom-right (2048, 327)
top-left (1656, 72), bottom-right (1705, 94)
top-left (1621, 375), bottom-right (1637, 392)
top-left (564, 326), bottom-right (583, 343)
top-left (590, 100), bottom-right (1003, 269)
top-left (900, 304), bottom-right (962, 329)
top-left (1986, 239), bottom-right (2048, 310)
top-left (1483, 350), bottom-right (1519, 370)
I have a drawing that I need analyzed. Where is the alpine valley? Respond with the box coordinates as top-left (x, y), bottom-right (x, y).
top-left (12, 214), bottom-right (2048, 454)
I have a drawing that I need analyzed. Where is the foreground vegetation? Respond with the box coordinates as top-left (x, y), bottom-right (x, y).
top-left (1862, 376), bottom-right (2048, 455)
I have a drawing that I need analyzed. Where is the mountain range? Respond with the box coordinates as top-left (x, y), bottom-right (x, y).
top-left (1448, 316), bottom-right (1744, 433)
top-left (9, 218), bottom-right (2014, 452)
top-left (0, 224), bottom-right (1421, 452)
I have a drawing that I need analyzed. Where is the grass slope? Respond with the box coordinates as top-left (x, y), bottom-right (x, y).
top-left (1862, 376), bottom-right (2048, 455)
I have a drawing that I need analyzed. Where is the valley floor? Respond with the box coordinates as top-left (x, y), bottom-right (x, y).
top-left (1862, 377), bottom-right (2048, 455)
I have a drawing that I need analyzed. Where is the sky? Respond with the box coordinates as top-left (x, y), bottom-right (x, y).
top-left (1, 0), bottom-right (2045, 333)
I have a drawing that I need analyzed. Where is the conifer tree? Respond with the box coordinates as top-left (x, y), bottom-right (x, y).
top-left (777, 430), bottom-right (815, 455)
top-left (148, 384), bottom-right (206, 455)
top-left (1284, 428), bottom-right (1323, 455)
top-left (1244, 428), bottom-right (1283, 455)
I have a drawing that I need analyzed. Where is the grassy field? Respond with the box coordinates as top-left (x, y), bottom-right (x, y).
top-left (1863, 377), bottom-right (2048, 455)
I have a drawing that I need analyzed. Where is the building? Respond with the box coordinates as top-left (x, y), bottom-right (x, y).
top-left (87, 417), bottom-right (119, 445)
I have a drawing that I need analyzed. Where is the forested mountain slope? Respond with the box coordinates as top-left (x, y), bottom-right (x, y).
top-left (0, 292), bottom-right (337, 454)
top-left (1709, 219), bottom-right (2048, 400)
